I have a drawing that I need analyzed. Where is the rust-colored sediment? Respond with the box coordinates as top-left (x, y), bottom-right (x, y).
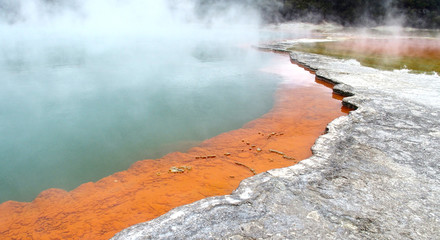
top-left (330, 38), bottom-right (440, 59)
top-left (0, 55), bottom-right (349, 239)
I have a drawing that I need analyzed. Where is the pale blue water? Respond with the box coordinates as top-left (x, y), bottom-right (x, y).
top-left (0, 34), bottom-right (283, 202)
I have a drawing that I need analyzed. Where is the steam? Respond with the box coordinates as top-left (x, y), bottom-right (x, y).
top-left (0, 0), bottom-right (263, 37)
top-left (0, 0), bottom-right (284, 202)
top-left (0, 0), bottom-right (267, 84)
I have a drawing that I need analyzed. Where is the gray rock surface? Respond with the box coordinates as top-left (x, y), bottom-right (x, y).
top-left (112, 50), bottom-right (440, 239)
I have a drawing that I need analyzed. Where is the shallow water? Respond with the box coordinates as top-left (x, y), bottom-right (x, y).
top-left (0, 34), bottom-right (284, 202)
top-left (0, 54), bottom-right (349, 240)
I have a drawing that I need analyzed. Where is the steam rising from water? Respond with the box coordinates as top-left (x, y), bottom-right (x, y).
top-left (1, 0), bottom-right (261, 36)
top-left (0, 0), bottom-right (281, 202)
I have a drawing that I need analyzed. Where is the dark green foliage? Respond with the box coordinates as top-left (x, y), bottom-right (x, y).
top-left (279, 0), bottom-right (440, 28)
top-left (195, 0), bottom-right (440, 28)
top-left (391, 0), bottom-right (440, 28)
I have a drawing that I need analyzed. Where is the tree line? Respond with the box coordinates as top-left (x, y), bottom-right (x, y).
top-left (195, 0), bottom-right (440, 28)
top-left (278, 0), bottom-right (440, 28)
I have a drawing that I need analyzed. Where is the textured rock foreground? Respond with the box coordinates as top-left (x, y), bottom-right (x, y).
top-left (113, 50), bottom-right (440, 239)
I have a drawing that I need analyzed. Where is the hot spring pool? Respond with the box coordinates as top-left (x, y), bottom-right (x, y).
top-left (0, 35), bottom-right (284, 202)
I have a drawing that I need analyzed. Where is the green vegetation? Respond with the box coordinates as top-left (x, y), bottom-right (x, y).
top-left (195, 0), bottom-right (440, 28)
top-left (288, 41), bottom-right (440, 74)
top-left (279, 0), bottom-right (440, 28)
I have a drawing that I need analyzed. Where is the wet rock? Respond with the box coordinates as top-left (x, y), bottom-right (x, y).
top-left (168, 167), bottom-right (185, 173)
top-left (269, 149), bottom-right (284, 155)
top-left (195, 155), bottom-right (216, 159)
top-left (282, 155), bottom-right (295, 160)
top-left (112, 51), bottom-right (440, 239)
top-left (267, 132), bottom-right (277, 139)
top-left (168, 166), bottom-right (192, 173)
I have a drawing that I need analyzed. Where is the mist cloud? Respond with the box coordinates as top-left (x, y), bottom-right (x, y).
top-left (0, 0), bottom-right (266, 36)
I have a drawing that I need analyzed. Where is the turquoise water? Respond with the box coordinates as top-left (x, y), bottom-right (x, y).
top-left (0, 34), bottom-right (283, 202)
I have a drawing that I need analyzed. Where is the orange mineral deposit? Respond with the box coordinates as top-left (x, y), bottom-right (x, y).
top-left (0, 54), bottom-right (349, 240)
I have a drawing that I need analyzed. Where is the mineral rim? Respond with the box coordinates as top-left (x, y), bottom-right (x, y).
top-left (0, 55), bottom-right (347, 240)
top-left (112, 45), bottom-right (440, 239)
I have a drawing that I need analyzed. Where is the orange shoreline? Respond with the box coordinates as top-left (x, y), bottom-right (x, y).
top-left (0, 54), bottom-right (349, 239)
top-left (328, 38), bottom-right (440, 59)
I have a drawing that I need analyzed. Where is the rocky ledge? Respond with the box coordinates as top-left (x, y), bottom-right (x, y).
top-left (112, 50), bottom-right (440, 239)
